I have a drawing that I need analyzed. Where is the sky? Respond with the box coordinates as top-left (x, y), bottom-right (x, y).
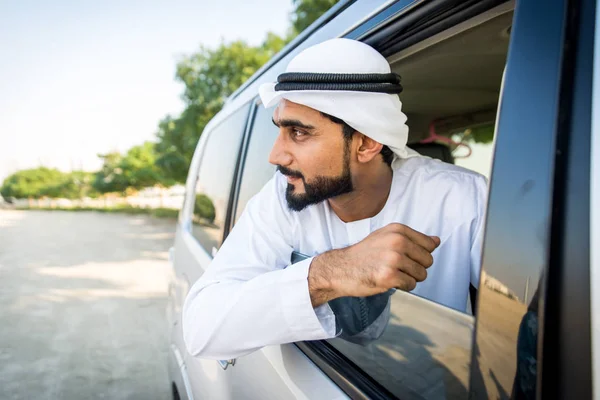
top-left (0, 0), bottom-right (293, 181)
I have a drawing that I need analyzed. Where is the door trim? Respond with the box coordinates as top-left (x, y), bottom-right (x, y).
top-left (541, 0), bottom-right (595, 397)
top-left (591, 0), bottom-right (600, 393)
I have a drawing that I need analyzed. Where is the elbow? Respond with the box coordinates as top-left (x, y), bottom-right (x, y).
top-left (182, 294), bottom-right (214, 358)
top-left (181, 286), bottom-right (233, 360)
top-left (181, 281), bottom-right (255, 360)
top-left (182, 316), bottom-right (240, 360)
top-left (182, 323), bottom-right (209, 358)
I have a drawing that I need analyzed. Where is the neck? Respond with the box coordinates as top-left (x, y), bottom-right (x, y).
top-left (327, 163), bottom-right (393, 223)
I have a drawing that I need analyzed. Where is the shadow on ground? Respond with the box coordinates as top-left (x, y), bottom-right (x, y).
top-left (0, 210), bottom-right (176, 400)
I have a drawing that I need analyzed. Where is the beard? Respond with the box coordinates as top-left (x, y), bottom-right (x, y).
top-left (277, 143), bottom-right (353, 212)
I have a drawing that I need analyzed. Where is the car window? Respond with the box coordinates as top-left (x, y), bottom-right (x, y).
top-left (321, 7), bottom-right (512, 398)
top-left (229, 8), bottom-right (513, 396)
top-left (191, 105), bottom-right (249, 253)
top-left (234, 104), bottom-right (278, 222)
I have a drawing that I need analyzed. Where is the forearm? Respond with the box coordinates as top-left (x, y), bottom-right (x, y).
top-left (308, 249), bottom-right (346, 307)
top-left (183, 258), bottom-right (336, 359)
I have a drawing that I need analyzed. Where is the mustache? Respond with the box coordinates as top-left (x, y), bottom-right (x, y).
top-left (277, 165), bottom-right (304, 179)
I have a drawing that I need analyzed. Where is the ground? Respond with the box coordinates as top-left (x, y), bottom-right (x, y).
top-left (0, 210), bottom-right (175, 400)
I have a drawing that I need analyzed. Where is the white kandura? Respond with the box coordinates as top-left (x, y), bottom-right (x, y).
top-left (183, 156), bottom-right (487, 360)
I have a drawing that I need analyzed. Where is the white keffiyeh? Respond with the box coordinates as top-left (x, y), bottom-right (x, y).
top-left (259, 38), bottom-right (421, 163)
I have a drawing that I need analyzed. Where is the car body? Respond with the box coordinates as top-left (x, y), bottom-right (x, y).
top-left (166, 0), bottom-right (598, 398)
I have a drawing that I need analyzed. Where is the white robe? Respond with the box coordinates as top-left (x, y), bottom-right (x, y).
top-left (183, 156), bottom-right (488, 360)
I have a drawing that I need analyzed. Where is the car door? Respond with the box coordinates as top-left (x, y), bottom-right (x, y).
top-left (222, 3), bottom-right (504, 400)
top-left (170, 104), bottom-right (251, 400)
top-left (222, 0), bottom-right (596, 399)
top-left (224, 101), bottom-right (351, 400)
top-left (470, 0), bottom-right (596, 398)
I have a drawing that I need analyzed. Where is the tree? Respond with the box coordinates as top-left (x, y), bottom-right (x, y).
top-left (194, 194), bottom-right (216, 223)
top-left (152, 1), bottom-right (339, 183)
top-left (1, 167), bottom-right (63, 199)
top-left (93, 152), bottom-right (127, 194)
top-left (120, 142), bottom-right (173, 189)
top-left (291, 0), bottom-right (339, 35)
top-left (93, 142), bottom-right (172, 194)
top-left (155, 35), bottom-right (288, 182)
top-left (0, 168), bottom-right (97, 200)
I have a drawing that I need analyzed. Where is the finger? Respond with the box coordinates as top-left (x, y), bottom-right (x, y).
top-left (390, 271), bottom-right (417, 292)
top-left (396, 255), bottom-right (428, 282)
top-left (386, 223), bottom-right (439, 252)
top-left (402, 227), bottom-right (440, 253)
top-left (402, 239), bottom-right (435, 268)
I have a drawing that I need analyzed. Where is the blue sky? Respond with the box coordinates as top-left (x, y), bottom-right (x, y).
top-left (0, 0), bottom-right (293, 180)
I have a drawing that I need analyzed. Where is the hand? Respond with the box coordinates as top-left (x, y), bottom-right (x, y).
top-left (308, 223), bottom-right (440, 307)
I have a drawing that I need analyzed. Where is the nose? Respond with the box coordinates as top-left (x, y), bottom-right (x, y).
top-left (268, 133), bottom-right (293, 167)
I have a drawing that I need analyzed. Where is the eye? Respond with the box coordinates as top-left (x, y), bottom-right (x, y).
top-left (292, 128), bottom-right (306, 138)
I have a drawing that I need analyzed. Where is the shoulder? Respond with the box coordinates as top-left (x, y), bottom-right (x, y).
top-left (397, 156), bottom-right (488, 193)
top-left (394, 157), bottom-right (488, 222)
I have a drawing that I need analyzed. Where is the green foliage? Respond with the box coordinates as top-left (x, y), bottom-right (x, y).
top-left (93, 142), bottom-right (174, 194)
top-left (1, 168), bottom-right (97, 200)
top-left (17, 205), bottom-right (179, 219)
top-left (154, 1), bottom-right (337, 183)
top-left (4, 1), bottom-right (343, 197)
top-left (291, 0), bottom-right (339, 34)
top-left (93, 152), bottom-right (128, 194)
top-left (194, 194), bottom-right (216, 223)
top-left (151, 207), bottom-right (180, 218)
top-left (155, 35), bottom-right (289, 183)
top-left (453, 124), bottom-right (496, 144)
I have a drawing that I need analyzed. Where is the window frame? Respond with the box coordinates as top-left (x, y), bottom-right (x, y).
top-left (220, 1), bottom-right (528, 399)
top-left (224, 99), bottom-right (261, 238)
top-left (182, 102), bottom-right (253, 253)
top-left (221, 0), bottom-right (594, 397)
top-left (538, 0), bottom-right (595, 396)
top-left (303, 1), bottom-right (522, 398)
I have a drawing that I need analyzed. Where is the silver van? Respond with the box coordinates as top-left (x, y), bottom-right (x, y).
top-left (166, 0), bottom-right (599, 398)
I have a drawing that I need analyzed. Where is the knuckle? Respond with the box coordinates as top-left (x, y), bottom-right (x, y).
top-left (384, 251), bottom-right (402, 266)
top-left (388, 223), bottom-right (405, 233)
top-left (390, 234), bottom-right (407, 249)
top-left (375, 267), bottom-right (396, 285)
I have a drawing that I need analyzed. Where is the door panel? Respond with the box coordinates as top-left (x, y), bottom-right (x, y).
top-left (230, 345), bottom-right (349, 400)
top-left (172, 104), bottom-right (251, 400)
top-left (468, 0), bottom-right (568, 398)
top-left (176, 228), bottom-right (232, 400)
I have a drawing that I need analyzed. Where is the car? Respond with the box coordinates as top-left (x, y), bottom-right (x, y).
top-left (166, 0), bottom-right (598, 398)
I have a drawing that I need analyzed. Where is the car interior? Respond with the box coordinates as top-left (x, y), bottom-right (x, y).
top-left (392, 9), bottom-right (513, 167)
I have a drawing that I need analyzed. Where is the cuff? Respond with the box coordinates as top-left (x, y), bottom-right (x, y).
top-left (278, 257), bottom-right (337, 339)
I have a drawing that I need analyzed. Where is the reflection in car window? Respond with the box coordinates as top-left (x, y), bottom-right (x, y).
top-left (329, 292), bottom-right (475, 399)
top-left (234, 104), bottom-right (278, 222)
top-left (191, 105), bottom-right (249, 252)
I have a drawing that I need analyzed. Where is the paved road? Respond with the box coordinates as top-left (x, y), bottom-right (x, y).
top-left (0, 210), bottom-right (176, 400)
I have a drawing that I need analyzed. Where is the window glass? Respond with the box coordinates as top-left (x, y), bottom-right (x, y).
top-left (234, 104), bottom-right (278, 222)
top-left (318, 9), bottom-right (514, 399)
top-left (191, 105), bottom-right (249, 252)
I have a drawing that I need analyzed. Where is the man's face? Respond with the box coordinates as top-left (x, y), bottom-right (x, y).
top-left (269, 99), bottom-right (354, 211)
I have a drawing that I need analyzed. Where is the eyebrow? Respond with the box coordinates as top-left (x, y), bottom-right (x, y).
top-left (272, 117), bottom-right (315, 131)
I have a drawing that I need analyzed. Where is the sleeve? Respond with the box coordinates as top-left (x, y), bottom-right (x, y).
top-left (182, 173), bottom-right (336, 360)
top-left (470, 174), bottom-right (489, 289)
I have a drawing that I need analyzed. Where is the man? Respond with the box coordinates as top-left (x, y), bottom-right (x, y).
top-left (183, 38), bottom-right (487, 360)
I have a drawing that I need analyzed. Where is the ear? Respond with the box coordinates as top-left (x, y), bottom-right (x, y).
top-left (355, 134), bottom-right (384, 164)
